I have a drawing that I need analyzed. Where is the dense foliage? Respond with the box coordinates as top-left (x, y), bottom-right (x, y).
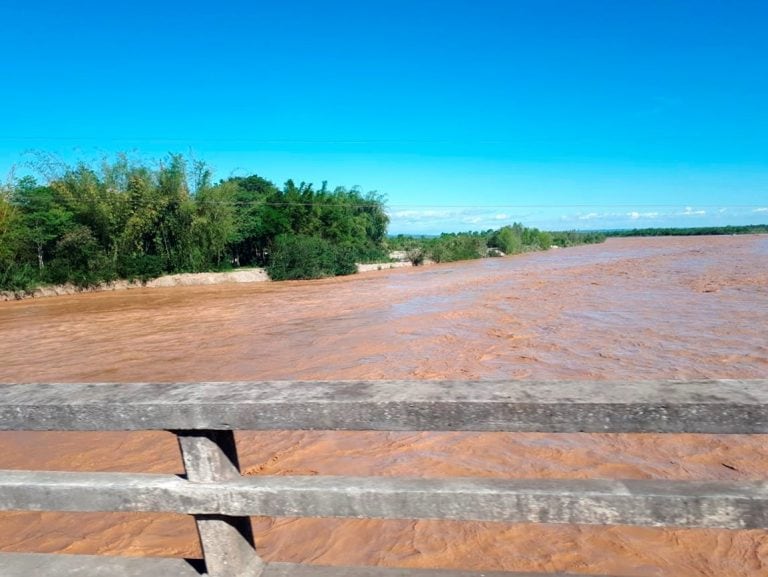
top-left (0, 155), bottom-right (388, 290)
top-left (266, 234), bottom-right (357, 280)
top-left (549, 230), bottom-right (607, 247)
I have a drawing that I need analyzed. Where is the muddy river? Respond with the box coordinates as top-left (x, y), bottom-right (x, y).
top-left (1, 235), bottom-right (767, 576)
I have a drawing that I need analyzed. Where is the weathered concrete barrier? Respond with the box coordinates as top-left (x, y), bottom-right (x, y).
top-left (1, 379), bottom-right (766, 433)
top-left (2, 470), bottom-right (766, 529)
top-left (0, 379), bottom-right (766, 577)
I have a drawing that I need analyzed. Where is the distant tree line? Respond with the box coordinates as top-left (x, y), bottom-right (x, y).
top-left (389, 226), bottom-right (605, 265)
top-left (605, 225), bottom-right (767, 237)
top-left (0, 154), bottom-right (388, 290)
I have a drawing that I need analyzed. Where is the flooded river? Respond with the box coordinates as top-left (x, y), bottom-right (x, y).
top-left (1, 236), bottom-right (767, 575)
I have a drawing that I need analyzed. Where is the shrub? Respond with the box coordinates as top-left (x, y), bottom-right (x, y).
top-left (428, 234), bottom-right (486, 263)
top-left (0, 263), bottom-right (38, 292)
top-left (406, 247), bottom-right (425, 266)
top-left (45, 225), bottom-right (116, 287)
top-left (267, 234), bottom-right (357, 280)
top-left (117, 253), bottom-right (166, 283)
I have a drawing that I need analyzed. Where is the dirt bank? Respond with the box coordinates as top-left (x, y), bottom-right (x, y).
top-left (0, 261), bottom-right (420, 302)
top-left (0, 268), bottom-right (271, 302)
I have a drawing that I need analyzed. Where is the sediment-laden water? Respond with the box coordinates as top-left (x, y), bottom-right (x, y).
top-left (1, 235), bottom-right (767, 576)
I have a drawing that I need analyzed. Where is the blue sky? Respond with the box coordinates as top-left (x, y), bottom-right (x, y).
top-left (1, 0), bottom-right (766, 233)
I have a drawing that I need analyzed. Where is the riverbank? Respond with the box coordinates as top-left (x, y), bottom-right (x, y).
top-left (0, 261), bottom-right (419, 302)
top-left (0, 268), bottom-right (269, 302)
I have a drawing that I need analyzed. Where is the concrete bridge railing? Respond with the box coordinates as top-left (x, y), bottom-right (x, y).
top-left (0, 379), bottom-right (766, 577)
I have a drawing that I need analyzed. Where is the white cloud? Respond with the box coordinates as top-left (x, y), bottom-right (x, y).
top-left (392, 209), bottom-right (454, 220)
top-left (389, 207), bottom-right (532, 234)
top-left (560, 211), bottom-right (618, 222)
top-left (391, 203), bottom-right (760, 235)
top-left (627, 211), bottom-right (659, 220)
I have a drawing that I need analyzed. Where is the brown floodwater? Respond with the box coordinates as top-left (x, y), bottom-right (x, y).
top-left (1, 235), bottom-right (767, 576)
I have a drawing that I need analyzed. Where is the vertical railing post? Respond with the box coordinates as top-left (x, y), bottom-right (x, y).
top-left (175, 430), bottom-right (264, 577)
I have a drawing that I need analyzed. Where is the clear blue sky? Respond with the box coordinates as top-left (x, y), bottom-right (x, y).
top-left (1, 0), bottom-right (766, 233)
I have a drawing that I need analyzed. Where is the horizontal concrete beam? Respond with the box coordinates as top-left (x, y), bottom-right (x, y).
top-left (1, 470), bottom-right (766, 529)
top-left (266, 564), bottom-right (607, 577)
top-left (0, 552), bottom-right (204, 577)
top-left (0, 553), bottom-right (611, 577)
top-left (1, 379), bottom-right (766, 433)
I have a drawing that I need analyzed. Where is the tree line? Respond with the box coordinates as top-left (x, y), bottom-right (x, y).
top-left (389, 226), bottom-right (605, 265)
top-left (0, 155), bottom-right (388, 290)
top-left (605, 225), bottom-right (767, 237)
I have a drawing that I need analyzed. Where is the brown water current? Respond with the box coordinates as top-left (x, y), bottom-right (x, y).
top-left (1, 235), bottom-right (767, 575)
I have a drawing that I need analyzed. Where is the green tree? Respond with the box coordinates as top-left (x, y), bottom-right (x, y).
top-left (0, 190), bottom-right (34, 290)
top-left (47, 225), bottom-right (114, 287)
top-left (267, 234), bottom-right (357, 280)
top-left (223, 174), bottom-right (288, 266)
top-left (13, 177), bottom-right (73, 271)
top-left (428, 233), bottom-right (486, 262)
top-left (489, 225), bottom-right (523, 254)
top-left (53, 165), bottom-right (123, 255)
top-left (189, 180), bottom-right (237, 270)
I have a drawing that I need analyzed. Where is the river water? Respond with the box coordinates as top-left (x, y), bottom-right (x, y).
top-left (1, 236), bottom-right (767, 575)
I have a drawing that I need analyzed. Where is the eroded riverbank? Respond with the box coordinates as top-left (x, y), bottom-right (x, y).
top-left (1, 235), bottom-right (767, 575)
top-left (0, 262), bottom-right (414, 302)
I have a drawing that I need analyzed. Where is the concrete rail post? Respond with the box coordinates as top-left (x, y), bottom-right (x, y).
top-left (176, 430), bottom-right (264, 577)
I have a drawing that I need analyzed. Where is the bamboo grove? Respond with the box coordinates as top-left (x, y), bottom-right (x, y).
top-left (0, 155), bottom-right (389, 289)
